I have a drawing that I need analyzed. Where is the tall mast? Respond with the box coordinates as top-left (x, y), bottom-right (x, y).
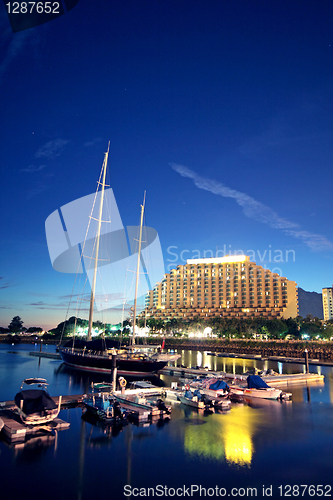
top-left (131, 192), bottom-right (146, 345)
top-left (87, 143), bottom-right (110, 341)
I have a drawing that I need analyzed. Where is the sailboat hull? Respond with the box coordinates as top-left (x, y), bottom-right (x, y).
top-left (58, 348), bottom-right (169, 376)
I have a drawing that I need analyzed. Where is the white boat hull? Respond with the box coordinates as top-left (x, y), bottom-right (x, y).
top-left (201, 388), bottom-right (229, 399)
top-left (242, 387), bottom-right (282, 400)
top-left (178, 394), bottom-right (206, 409)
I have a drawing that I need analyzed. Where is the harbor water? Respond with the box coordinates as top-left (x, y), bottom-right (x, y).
top-left (1, 343), bottom-right (333, 500)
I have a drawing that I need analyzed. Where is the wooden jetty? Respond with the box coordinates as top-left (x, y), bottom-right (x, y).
top-left (160, 365), bottom-right (325, 386)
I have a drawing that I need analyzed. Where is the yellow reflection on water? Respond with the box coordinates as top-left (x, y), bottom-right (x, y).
top-left (183, 406), bottom-right (262, 467)
top-left (223, 406), bottom-right (261, 467)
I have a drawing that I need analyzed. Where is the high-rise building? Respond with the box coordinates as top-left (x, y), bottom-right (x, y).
top-left (142, 255), bottom-right (298, 321)
top-left (322, 286), bottom-right (333, 321)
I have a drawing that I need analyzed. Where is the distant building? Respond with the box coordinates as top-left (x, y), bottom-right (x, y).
top-left (322, 286), bottom-right (333, 321)
top-left (142, 255), bottom-right (298, 321)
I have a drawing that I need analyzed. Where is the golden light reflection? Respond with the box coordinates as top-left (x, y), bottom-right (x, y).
top-left (183, 406), bottom-right (262, 467)
top-left (223, 406), bottom-right (261, 467)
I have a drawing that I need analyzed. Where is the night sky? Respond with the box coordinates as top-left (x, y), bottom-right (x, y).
top-left (1, 1), bottom-right (333, 330)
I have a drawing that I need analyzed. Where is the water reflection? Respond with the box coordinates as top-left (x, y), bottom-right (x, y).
top-left (178, 350), bottom-right (331, 380)
top-left (2, 431), bottom-right (57, 462)
top-left (223, 406), bottom-right (262, 467)
top-left (183, 406), bottom-right (262, 467)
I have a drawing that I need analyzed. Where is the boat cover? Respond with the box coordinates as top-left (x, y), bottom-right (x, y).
top-left (247, 375), bottom-right (270, 389)
top-left (209, 380), bottom-right (229, 391)
top-left (15, 390), bottom-right (57, 415)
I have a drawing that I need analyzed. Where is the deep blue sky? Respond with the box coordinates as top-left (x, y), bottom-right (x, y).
top-left (1, 0), bottom-right (333, 330)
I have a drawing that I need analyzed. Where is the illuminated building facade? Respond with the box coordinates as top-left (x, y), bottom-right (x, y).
top-left (322, 286), bottom-right (333, 321)
top-left (143, 255), bottom-right (298, 320)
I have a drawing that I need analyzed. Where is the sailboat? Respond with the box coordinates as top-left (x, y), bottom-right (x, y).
top-left (58, 145), bottom-right (179, 376)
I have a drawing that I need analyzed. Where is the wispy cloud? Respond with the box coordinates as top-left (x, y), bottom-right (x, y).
top-left (20, 164), bottom-right (46, 173)
top-left (171, 163), bottom-right (333, 252)
top-left (0, 277), bottom-right (12, 289)
top-left (26, 300), bottom-right (77, 310)
top-left (84, 137), bottom-right (103, 148)
top-left (35, 139), bottom-right (69, 159)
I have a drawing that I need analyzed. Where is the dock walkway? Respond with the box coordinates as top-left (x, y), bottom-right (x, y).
top-left (160, 365), bottom-right (325, 386)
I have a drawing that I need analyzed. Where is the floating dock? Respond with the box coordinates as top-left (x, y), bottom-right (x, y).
top-left (160, 365), bottom-right (325, 386)
top-left (0, 410), bottom-right (70, 443)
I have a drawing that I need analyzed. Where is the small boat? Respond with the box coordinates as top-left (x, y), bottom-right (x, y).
top-left (178, 388), bottom-right (213, 411)
top-left (187, 378), bottom-right (232, 409)
top-left (232, 375), bottom-right (283, 400)
top-left (82, 393), bottom-right (127, 423)
top-left (115, 392), bottom-right (171, 417)
top-left (14, 378), bottom-right (62, 425)
top-left (210, 396), bottom-right (231, 410)
top-left (200, 379), bottom-right (230, 399)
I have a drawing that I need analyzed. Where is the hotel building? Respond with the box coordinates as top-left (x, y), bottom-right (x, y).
top-left (143, 255), bottom-right (298, 321)
top-left (322, 286), bottom-right (333, 321)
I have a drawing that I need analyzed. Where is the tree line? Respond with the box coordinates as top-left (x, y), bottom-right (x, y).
top-left (2, 314), bottom-right (333, 341)
top-left (0, 316), bottom-right (43, 335)
top-left (137, 315), bottom-right (333, 341)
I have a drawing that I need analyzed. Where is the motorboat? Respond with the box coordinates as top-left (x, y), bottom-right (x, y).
top-left (232, 375), bottom-right (283, 400)
top-left (199, 379), bottom-right (230, 399)
top-left (178, 388), bottom-right (213, 411)
top-left (82, 393), bottom-right (127, 423)
top-left (14, 378), bottom-right (62, 425)
top-left (114, 392), bottom-right (171, 417)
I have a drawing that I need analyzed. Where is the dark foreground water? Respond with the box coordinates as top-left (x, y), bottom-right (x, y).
top-left (1, 344), bottom-right (333, 500)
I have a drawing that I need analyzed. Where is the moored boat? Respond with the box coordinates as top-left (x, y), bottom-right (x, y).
top-left (58, 344), bottom-right (170, 376)
top-left (232, 375), bottom-right (284, 400)
top-left (14, 378), bottom-right (62, 425)
top-left (178, 388), bottom-right (213, 411)
top-left (114, 392), bottom-right (171, 417)
top-left (199, 379), bottom-right (230, 399)
top-left (82, 393), bottom-right (127, 423)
